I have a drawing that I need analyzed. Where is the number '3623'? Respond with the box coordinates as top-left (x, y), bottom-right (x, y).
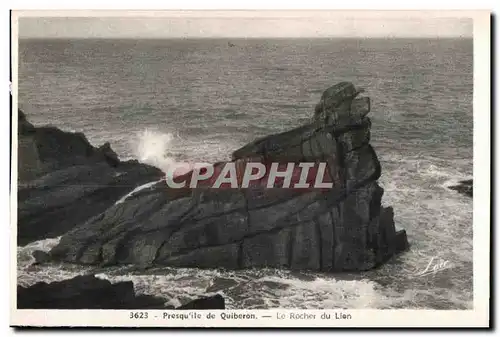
top-left (130, 312), bottom-right (148, 319)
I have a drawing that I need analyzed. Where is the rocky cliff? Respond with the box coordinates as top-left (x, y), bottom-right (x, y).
top-left (46, 82), bottom-right (409, 272)
top-left (17, 110), bottom-right (164, 245)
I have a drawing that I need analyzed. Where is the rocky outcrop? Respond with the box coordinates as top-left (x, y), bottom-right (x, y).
top-left (177, 294), bottom-right (225, 310)
top-left (18, 109), bottom-right (121, 179)
top-left (448, 179), bottom-right (472, 198)
top-left (47, 82), bottom-right (409, 272)
top-left (17, 275), bottom-right (225, 309)
top-left (17, 109), bottom-right (164, 245)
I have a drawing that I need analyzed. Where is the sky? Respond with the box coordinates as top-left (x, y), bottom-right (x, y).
top-left (17, 11), bottom-right (473, 38)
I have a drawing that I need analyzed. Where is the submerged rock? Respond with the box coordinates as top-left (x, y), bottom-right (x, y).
top-left (17, 109), bottom-right (164, 245)
top-left (31, 250), bottom-right (51, 265)
top-left (47, 82), bottom-right (409, 272)
top-left (448, 179), bottom-right (472, 198)
top-left (177, 294), bottom-right (225, 309)
top-left (17, 274), bottom-right (224, 309)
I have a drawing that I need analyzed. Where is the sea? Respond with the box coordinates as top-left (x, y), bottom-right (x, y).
top-left (17, 38), bottom-right (473, 309)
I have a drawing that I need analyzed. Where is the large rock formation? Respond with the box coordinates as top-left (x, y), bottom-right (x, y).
top-left (47, 82), bottom-right (409, 272)
top-left (17, 110), bottom-right (164, 245)
top-left (17, 275), bottom-right (225, 309)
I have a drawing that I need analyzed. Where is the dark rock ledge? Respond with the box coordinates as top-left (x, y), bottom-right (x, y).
top-left (17, 275), bottom-right (224, 309)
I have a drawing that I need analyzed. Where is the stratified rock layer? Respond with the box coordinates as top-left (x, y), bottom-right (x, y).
top-left (48, 82), bottom-right (409, 272)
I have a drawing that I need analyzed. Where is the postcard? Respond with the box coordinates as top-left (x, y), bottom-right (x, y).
top-left (10, 9), bottom-right (490, 328)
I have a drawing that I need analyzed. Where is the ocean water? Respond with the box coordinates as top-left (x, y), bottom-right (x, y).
top-left (17, 38), bottom-right (473, 309)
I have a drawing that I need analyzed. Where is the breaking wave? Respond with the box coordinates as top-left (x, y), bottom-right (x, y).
top-left (130, 129), bottom-right (178, 173)
top-left (16, 236), bottom-right (402, 310)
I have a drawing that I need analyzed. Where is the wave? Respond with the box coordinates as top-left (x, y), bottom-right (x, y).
top-left (15, 237), bottom-right (399, 309)
top-left (17, 237), bottom-right (96, 288)
top-left (127, 128), bottom-right (234, 173)
top-left (129, 129), bottom-right (178, 173)
top-left (17, 237), bottom-right (62, 270)
top-left (94, 267), bottom-right (399, 309)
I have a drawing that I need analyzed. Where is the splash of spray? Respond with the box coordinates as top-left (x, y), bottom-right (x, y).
top-left (131, 129), bottom-right (177, 173)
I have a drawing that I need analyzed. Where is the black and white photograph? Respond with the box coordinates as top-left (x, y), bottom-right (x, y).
top-left (10, 9), bottom-right (490, 328)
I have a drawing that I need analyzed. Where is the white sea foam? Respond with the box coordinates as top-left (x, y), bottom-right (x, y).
top-left (17, 236), bottom-right (62, 269)
top-left (130, 129), bottom-right (178, 173)
top-left (93, 268), bottom-right (398, 309)
top-left (17, 237), bottom-right (95, 288)
top-left (128, 128), bottom-right (229, 172)
top-left (115, 179), bottom-right (164, 205)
